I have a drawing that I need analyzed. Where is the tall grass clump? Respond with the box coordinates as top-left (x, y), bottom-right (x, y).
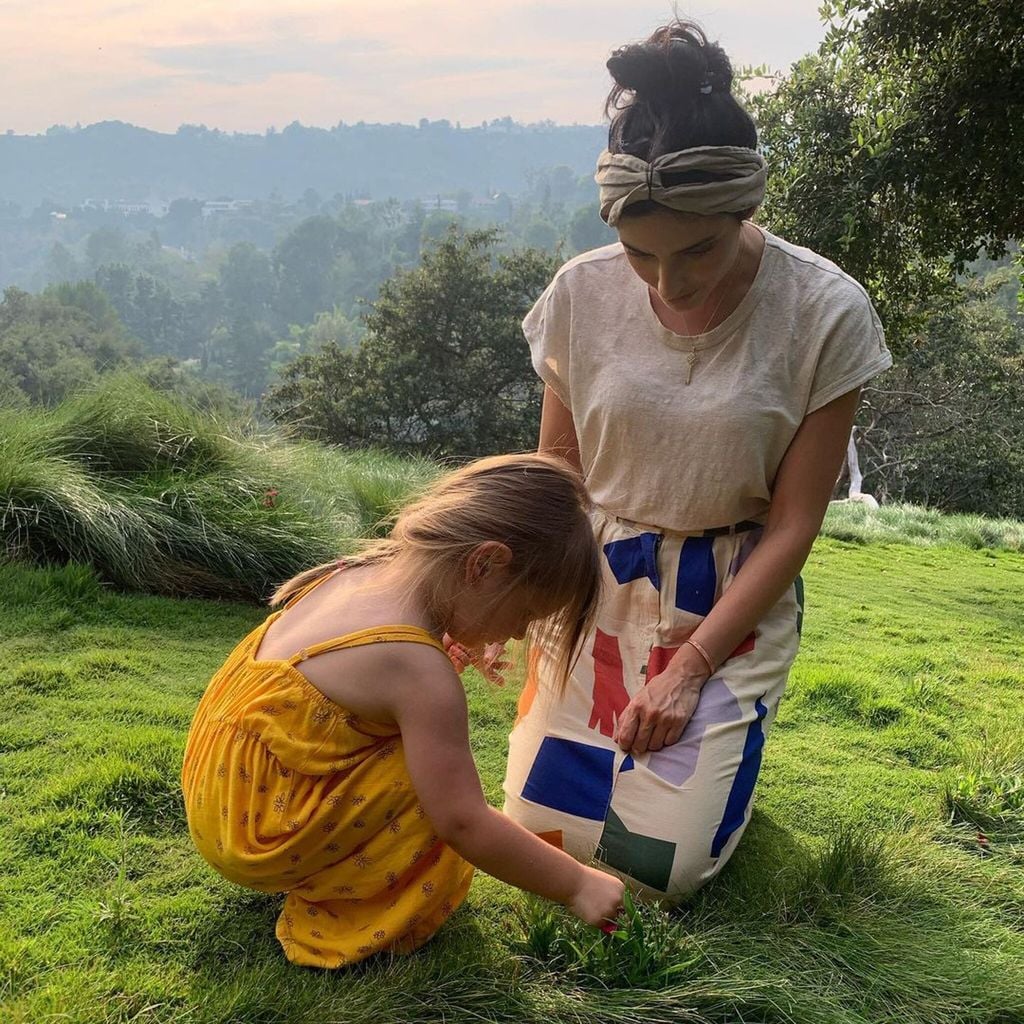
top-left (823, 500), bottom-right (1024, 551)
top-left (1, 373), bottom-right (438, 600)
top-left (944, 728), bottom-right (1024, 843)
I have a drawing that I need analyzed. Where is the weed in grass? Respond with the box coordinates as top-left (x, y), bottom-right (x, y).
top-left (515, 891), bottom-right (704, 990)
top-left (944, 729), bottom-right (1024, 842)
top-left (93, 810), bottom-right (141, 948)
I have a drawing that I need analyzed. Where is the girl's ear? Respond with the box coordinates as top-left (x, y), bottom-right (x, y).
top-left (465, 542), bottom-right (513, 583)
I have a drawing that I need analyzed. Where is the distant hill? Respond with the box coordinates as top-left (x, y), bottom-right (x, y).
top-left (0, 119), bottom-right (608, 208)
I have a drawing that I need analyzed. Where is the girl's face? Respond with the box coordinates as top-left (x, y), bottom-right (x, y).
top-left (449, 574), bottom-right (562, 648)
top-left (615, 209), bottom-right (746, 314)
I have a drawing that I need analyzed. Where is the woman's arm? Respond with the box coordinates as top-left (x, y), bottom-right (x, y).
top-left (391, 649), bottom-right (624, 925)
top-left (538, 386), bottom-right (582, 474)
top-left (615, 387), bottom-right (861, 754)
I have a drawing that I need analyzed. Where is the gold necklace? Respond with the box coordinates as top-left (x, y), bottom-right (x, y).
top-left (678, 229), bottom-right (746, 385)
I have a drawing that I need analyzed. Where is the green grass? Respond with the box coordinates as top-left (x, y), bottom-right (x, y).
top-left (5, 376), bottom-right (1024, 612)
top-left (0, 373), bottom-right (438, 601)
top-left (822, 500), bottom-right (1024, 552)
top-left (1, 538), bottom-right (1022, 1023)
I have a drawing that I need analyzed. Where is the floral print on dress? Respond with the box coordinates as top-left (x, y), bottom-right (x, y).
top-left (181, 609), bottom-right (474, 968)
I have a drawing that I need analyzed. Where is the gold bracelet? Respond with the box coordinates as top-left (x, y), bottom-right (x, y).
top-left (683, 638), bottom-right (716, 676)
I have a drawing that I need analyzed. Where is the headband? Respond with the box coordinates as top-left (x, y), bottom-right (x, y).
top-left (595, 146), bottom-right (767, 226)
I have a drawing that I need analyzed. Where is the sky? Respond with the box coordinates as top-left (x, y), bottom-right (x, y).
top-left (0, 1), bottom-right (829, 135)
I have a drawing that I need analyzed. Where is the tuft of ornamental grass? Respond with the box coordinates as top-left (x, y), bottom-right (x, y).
top-left (1, 373), bottom-right (438, 601)
top-left (823, 500), bottom-right (1024, 552)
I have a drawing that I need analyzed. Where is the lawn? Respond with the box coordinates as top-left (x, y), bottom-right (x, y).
top-left (1, 539), bottom-right (1022, 1023)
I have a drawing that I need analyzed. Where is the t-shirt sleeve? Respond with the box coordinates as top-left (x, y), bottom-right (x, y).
top-left (806, 286), bottom-right (892, 414)
top-left (522, 272), bottom-right (572, 410)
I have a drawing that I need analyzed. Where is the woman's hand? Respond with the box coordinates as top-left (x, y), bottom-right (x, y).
top-left (614, 654), bottom-right (708, 754)
top-left (443, 635), bottom-right (510, 687)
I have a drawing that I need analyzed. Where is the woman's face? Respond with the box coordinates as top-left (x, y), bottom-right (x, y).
top-left (615, 209), bottom-right (746, 313)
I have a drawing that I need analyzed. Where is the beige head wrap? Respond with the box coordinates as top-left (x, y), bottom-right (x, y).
top-left (596, 145), bottom-right (767, 226)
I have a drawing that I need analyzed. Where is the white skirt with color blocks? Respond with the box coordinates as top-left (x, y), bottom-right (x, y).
top-left (502, 507), bottom-right (802, 900)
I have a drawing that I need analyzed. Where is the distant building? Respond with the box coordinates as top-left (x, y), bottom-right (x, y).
top-left (419, 196), bottom-right (459, 213)
top-left (201, 199), bottom-right (256, 217)
top-left (81, 198), bottom-right (169, 217)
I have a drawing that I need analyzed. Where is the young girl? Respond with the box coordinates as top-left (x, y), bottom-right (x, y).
top-left (181, 453), bottom-right (625, 968)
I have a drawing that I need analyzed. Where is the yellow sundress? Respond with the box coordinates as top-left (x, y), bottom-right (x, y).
top-left (181, 572), bottom-right (475, 968)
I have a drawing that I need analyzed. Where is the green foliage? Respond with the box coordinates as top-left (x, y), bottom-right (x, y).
top-left (858, 280), bottom-right (1024, 515)
top-left (0, 373), bottom-right (436, 600)
top-left (753, 0), bottom-right (1024, 352)
top-left (516, 891), bottom-right (704, 990)
top-left (0, 285), bottom-right (139, 406)
top-left (266, 228), bottom-right (558, 457)
top-left (945, 729), bottom-right (1024, 843)
top-left (822, 500), bottom-right (1024, 551)
top-left (853, 0), bottom-right (1024, 260)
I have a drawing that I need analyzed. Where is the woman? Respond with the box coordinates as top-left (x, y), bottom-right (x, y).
top-left (502, 21), bottom-right (892, 900)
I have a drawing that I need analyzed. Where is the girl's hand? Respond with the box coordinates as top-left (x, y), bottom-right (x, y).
top-left (568, 866), bottom-right (626, 930)
top-left (473, 642), bottom-right (510, 687)
top-left (443, 633), bottom-right (473, 673)
top-left (442, 637), bottom-right (510, 687)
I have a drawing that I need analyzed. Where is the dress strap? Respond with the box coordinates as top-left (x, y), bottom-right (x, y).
top-left (286, 625), bottom-right (446, 666)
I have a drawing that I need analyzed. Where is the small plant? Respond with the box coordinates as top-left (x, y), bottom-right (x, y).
top-left (944, 729), bottom-right (1024, 842)
top-left (94, 809), bottom-right (139, 945)
top-left (515, 889), bottom-right (702, 989)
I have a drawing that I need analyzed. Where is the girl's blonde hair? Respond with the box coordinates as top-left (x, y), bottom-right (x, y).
top-left (270, 453), bottom-right (601, 690)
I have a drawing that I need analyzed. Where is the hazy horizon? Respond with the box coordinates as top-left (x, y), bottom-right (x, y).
top-left (2, 1), bottom-right (828, 136)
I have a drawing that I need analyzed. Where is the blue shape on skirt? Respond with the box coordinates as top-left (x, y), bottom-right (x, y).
top-left (523, 737), bottom-right (616, 821)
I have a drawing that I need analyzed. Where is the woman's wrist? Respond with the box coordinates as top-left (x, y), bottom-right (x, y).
top-left (664, 644), bottom-right (712, 690)
top-left (682, 637), bottom-right (715, 676)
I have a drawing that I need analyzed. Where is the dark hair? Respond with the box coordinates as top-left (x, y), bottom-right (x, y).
top-left (605, 21), bottom-right (758, 217)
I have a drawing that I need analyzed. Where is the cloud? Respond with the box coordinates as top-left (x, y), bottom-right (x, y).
top-left (0, 0), bottom-right (827, 133)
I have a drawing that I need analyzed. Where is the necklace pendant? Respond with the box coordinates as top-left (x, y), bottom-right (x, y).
top-left (685, 348), bottom-right (697, 385)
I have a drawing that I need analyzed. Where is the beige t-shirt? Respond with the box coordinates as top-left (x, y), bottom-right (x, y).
top-left (524, 227), bottom-right (892, 532)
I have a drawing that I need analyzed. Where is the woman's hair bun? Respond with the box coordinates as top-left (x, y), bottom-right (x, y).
top-left (606, 44), bottom-right (675, 101)
top-left (701, 46), bottom-right (734, 93)
top-left (606, 22), bottom-right (734, 107)
top-left (604, 19), bottom-right (757, 163)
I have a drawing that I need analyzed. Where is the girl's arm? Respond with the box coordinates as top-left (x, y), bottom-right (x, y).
top-left (538, 386), bottom-right (582, 474)
top-left (615, 387), bottom-right (862, 753)
top-left (390, 650), bottom-right (624, 925)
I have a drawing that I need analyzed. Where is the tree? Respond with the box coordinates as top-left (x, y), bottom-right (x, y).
top-left (569, 204), bottom-right (616, 254)
top-left (272, 216), bottom-right (350, 325)
top-left (857, 275), bottom-right (1024, 516)
top-left (0, 285), bottom-right (138, 405)
top-left (218, 242), bottom-right (276, 323)
top-left (266, 229), bottom-right (558, 457)
top-left (751, 0), bottom-right (1024, 354)
top-left (750, 0), bottom-right (1024, 507)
